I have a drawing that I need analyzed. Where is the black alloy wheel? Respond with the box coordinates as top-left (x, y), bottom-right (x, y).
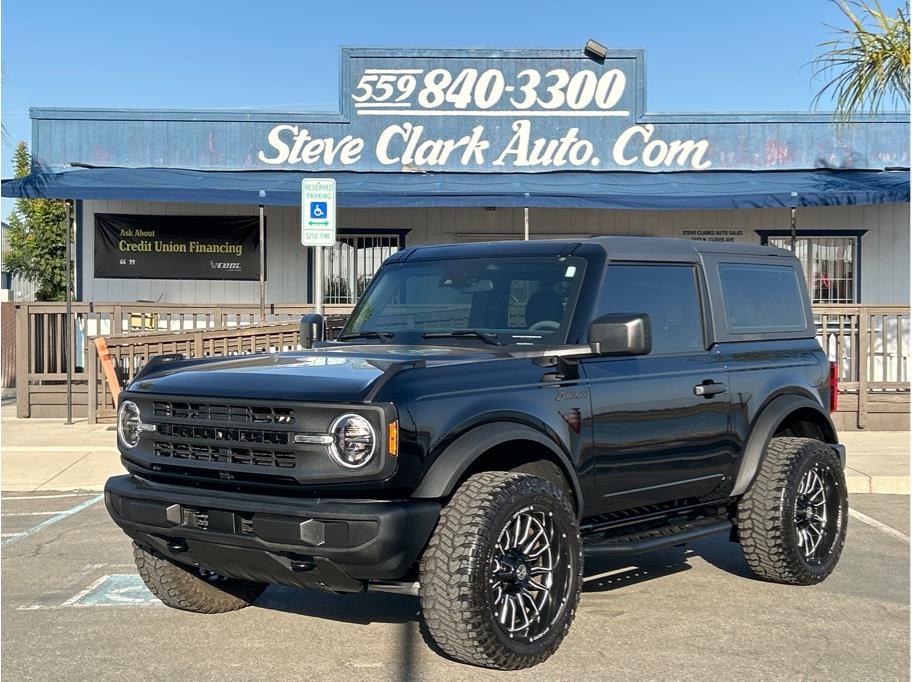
top-left (420, 472), bottom-right (582, 670)
top-left (738, 437), bottom-right (848, 585)
top-left (488, 505), bottom-right (574, 643)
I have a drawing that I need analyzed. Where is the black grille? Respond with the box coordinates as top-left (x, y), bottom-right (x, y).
top-left (153, 441), bottom-right (296, 468)
top-left (152, 400), bottom-right (296, 425)
top-left (157, 423), bottom-right (290, 446)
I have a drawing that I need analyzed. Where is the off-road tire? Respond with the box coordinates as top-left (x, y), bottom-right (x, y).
top-left (419, 472), bottom-right (582, 670)
top-left (737, 437), bottom-right (848, 585)
top-left (133, 542), bottom-right (267, 613)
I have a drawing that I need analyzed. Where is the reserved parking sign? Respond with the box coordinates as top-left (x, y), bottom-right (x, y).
top-left (301, 178), bottom-right (336, 246)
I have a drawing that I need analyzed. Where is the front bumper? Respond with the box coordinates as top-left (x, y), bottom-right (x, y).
top-left (105, 474), bottom-right (440, 592)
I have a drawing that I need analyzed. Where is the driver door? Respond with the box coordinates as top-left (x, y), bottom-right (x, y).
top-left (582, 263), bottom-right (735, 514)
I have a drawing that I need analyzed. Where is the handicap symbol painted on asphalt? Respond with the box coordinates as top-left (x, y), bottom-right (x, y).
top-left (310, 201), bottom-right (327, 219)
top-left (64, 574), bottom-right (161, 607)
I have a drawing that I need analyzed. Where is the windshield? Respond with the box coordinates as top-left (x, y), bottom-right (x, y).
top-left (340, 256), bottom-right (587, 346)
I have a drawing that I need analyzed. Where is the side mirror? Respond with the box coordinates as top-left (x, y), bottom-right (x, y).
top-left (299, 313), bottom-right (325, 349)
top-left (588, 313), bottom-right (651, 356)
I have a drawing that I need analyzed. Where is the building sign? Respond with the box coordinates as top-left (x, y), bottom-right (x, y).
top-left (681, 229), bottom-right (746, 243)
top-left (30, 49), bottom-right (910, 174)
top-left (256, 49), bottom-right (712, 173)
top-left (94, 214), bottom-right (261, 280)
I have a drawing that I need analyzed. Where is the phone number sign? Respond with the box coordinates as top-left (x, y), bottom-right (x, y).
top-left (256, 49), bottom-right (712, 173)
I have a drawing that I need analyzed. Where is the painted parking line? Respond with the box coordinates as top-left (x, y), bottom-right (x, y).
top-left (849, 508), bottom-right (910, 544)
top-left (0, 493), bottom-right (100, 501)
top-left (1, 494), bottom-right (104, 547)
top-left (3, 511), bottom-right (73, 517)
top-left (61, 574), bottom-right (159, 607)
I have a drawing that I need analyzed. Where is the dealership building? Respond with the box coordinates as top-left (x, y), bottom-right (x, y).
top-left (2, 47), bottom-right (909, 426)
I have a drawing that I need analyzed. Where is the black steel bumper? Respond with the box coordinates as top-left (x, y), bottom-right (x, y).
top-left (104, 474), bottom-right (440, 593)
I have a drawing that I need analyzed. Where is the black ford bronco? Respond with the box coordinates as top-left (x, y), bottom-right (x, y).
top-left (106, 236), bottom-right (848, 670)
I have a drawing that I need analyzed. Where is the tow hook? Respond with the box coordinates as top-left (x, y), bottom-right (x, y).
top-left (166, 539), bottom-right (188, 553)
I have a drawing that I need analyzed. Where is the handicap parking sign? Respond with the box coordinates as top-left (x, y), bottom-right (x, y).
top-left (301, 178), bottom-right (336, 246)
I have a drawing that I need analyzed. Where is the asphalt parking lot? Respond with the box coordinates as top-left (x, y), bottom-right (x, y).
top-left (1, 491), bottom-right (908, 681)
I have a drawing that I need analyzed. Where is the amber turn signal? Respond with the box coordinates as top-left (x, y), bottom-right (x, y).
top-left (388, 419), bottom-right (399, 456)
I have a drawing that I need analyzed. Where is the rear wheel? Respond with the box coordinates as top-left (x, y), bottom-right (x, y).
top-left (133, 542), bottom-right (267, 613)
top-left (737, 437), bottom-right (848, 585)
top-left (419, 472), bottom-right (582, 670)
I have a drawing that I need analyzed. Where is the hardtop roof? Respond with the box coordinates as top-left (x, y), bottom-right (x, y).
top-left (393, 235), bottom-right (790, 263)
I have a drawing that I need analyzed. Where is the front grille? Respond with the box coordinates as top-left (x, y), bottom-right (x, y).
top-left (157, 423), bottom-right (290, 446)
top-left (147, 398), bottom-right (300, 471)
top-left (152, 400), bottom-right (296, 425)
top-left (153, 441), bottom-right (296, 468)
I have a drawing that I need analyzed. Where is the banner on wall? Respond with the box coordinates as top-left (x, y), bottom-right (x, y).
top-left (94, 214), bottom-right (261, 280)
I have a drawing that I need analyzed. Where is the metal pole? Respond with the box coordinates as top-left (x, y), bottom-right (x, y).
top-left (258, 204), bottom-right (265, 321)
top-left (790, 206), bottom-right (797, 252)
top-left (64, 200), bottom-right (73, 425)
top-left (314, 246), bottom-right (324, 315)
top-left (524, 206), bottom-right (530, 241)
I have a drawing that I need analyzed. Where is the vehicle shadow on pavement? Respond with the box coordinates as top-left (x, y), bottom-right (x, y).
top-left (249, 535), bottom-right (754, 620)
top-left (583, 534), bottom-right (755, 593)
top-left (245, 533), bottom-right (755, 677)
top-left (252, 586), bottom-right (448, 675)
top-left (253, 586), bottom-right (420, 624)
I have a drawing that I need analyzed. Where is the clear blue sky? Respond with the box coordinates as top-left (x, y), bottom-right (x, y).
top-left (1, 0), bottom-right (906, 181)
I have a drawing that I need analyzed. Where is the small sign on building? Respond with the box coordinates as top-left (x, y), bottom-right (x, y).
top-left (301, 178), bottom-right (336, 246)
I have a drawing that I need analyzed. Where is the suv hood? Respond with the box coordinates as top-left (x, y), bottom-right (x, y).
top-left (126, 345), bottom-right (507, 402)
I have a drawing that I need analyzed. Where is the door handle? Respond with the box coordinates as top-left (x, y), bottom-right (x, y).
top-left (694, 380), bottom-right (727, 398)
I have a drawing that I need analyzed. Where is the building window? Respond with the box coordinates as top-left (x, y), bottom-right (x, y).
top-left (759, 231), bottom-right (864, 304)
top-left (319, 232), bottom-right (405, 304)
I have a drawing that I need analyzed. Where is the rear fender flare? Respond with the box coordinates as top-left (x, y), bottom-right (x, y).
top-left (731, 394), bottom-right (839, 497)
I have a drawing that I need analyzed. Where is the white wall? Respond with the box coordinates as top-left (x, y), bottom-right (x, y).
top-left (80, 201), bottom-right (910, 305)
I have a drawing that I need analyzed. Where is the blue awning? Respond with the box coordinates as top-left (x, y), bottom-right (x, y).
top-left (2, 167), bottom-right (908, 209)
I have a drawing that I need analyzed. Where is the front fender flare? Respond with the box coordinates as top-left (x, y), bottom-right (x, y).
top-left (731, 394), bottom-right (839, 497)
top-left (410, 423), bottom-right (583, 516)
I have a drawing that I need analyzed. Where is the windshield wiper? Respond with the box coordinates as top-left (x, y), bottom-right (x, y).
top-left (337, 331), bottom-right (395, 343)
top-left (422, 330), bottom-right (504, 346)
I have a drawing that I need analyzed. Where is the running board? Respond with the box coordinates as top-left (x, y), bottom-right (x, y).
top-left (583, 518), bottom-right (732, 558)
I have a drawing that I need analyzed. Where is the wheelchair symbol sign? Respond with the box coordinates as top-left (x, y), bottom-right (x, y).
top-left (301, 178), bottom-right (336, 246)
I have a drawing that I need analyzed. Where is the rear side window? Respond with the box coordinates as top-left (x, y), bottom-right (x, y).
top-left (597, 265), bottom-right (704, 354)
top-left (719, 263), bottom-right (807, 333)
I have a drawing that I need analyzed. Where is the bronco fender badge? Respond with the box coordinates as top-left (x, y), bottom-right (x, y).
top-left (555, 388), bottom-right (587, 401)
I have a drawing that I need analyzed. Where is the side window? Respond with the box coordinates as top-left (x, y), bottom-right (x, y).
top-left (597, 265), bottom-right (704, 354)
top-left (719, 263), bottom-right (807, 333)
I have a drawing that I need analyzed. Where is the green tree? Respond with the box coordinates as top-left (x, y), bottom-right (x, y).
top-left (813, 0), bottom-right (911, 119)
top-left (2, 142), bottom-right (69, 300)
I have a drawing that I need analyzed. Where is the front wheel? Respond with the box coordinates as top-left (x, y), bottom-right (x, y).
top-left (419, 472), bottom-right (582, 670)
top-left (737, 437), bottom-right (848, 585)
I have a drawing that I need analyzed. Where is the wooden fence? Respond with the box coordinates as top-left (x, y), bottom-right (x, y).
top-left (87, 318), bottom-right (343, 422)
top-left (12, 301), bottom-right (911, 428)
top-left (815, 304), bottom-right (910, 430)
top-left (13, 302), bottom-right (353, 419)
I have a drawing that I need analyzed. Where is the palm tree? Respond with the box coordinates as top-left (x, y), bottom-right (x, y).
top-left (813, 0), bottom-right (910, 119)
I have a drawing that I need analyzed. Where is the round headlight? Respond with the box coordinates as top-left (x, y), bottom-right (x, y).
top-left (329, 414), bottom-right (376, 468)
top-left (118, 400), bottom-right (142, 449)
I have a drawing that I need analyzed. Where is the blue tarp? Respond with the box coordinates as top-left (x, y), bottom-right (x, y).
top-left (2, 167), bottom-right (908, 209)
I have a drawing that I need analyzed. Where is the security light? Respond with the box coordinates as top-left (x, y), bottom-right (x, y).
top-left (583, 39), bottom-right (608, 61)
